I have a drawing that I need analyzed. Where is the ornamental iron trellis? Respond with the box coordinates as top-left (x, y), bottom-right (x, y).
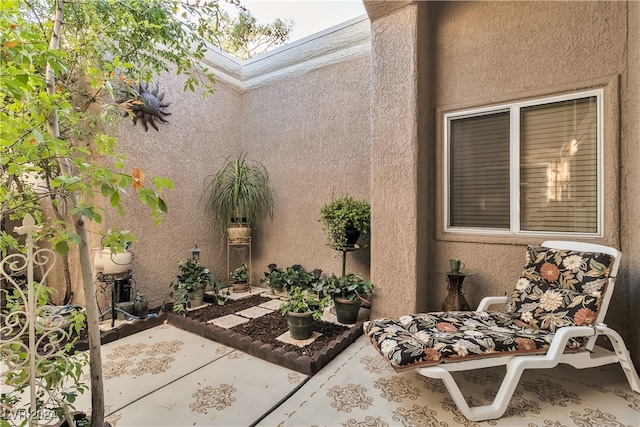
top-left (1, 214), bottom-right (87, 426)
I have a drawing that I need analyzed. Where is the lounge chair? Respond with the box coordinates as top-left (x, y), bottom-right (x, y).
top-left (364, 241), bottom-right (640, 421)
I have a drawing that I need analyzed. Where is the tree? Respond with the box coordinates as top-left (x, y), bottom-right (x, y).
top-left (1, 0), bottom-right (228, 425)
top-left (216, 9), bottom-right (294, 60)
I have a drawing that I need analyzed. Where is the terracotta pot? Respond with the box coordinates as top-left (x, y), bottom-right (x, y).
top-left (232, 281), bottom-right (249, 293)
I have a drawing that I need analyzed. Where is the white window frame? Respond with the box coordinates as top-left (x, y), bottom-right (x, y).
top-left (444, 89), bottom-right (603, 237)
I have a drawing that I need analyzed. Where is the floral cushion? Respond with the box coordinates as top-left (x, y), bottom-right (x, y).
top-left (508, 282), bottom-right (602, 331)
top-left (364, 311), bottom-right (583, 372)
top-left (517, 245), bottom-right (613, 293)
top-left (506, 245), bottom-right (614, 331)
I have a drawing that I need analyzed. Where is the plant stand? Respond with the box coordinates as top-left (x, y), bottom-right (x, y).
top-left (97, 270), bottom-right (140, 328)
top-left (437, 270), bottom-right (477, 311)
top-left (336, 244), bottom-right (360, 276)
top-left (227, 236), bottom-right (251, 292)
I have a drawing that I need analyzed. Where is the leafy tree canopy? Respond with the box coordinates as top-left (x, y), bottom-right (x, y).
top-left (215, 9), bottom-right (294, 60)
top-left (0, 0), bottom-right (230, 256)
top-left (1, 1), bottom-right (236, 424)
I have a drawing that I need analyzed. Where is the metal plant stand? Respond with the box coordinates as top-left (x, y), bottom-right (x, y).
top-left (227, 236), bottom-right (251, 292)
top-left (97, 270), bottom-right (140, 327)
top-left (337, 244), bottom-right (360, 276)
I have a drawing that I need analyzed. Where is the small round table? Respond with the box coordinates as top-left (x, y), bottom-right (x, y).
top-left (437, 270), bottom-right (477, 312)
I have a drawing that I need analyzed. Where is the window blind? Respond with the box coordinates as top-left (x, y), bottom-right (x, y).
top-left (449, 111), bottom-right (510, 229)
top-left (520, 97), bottom-right (598, 233)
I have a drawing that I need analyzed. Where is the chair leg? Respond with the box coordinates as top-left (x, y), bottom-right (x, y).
top-left (420, 360), bottom-right (528, 422)
top-left (421, 326), bottom-right (640, 422)
top-left (597, 325), bottom-right (640, 393)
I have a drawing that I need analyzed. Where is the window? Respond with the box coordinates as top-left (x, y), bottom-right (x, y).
top-left (445, 90), bottom-right (602, 236)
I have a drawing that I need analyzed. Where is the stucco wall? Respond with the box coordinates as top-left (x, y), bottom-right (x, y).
top-left (243, 56), bottom-right (371, 283)
top-left (104, 79), bottom-right (243, 307)
top-left (620, 0), bottom-right (640, 365)
top-left (423, 1), bottom-right (637, 360)
top-left (369, 4), bottom-right (431, 318)
top-left (101, 35), bottom-right (372, 307)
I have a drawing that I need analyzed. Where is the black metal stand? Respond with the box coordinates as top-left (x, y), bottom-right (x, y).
top-left (97, 271), bottom-right (140, 327)
top-left (337, 244), bottom-right (360, 276)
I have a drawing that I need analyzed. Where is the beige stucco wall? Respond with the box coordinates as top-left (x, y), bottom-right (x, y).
top-left (101, 26), bottom-right (372, 307)
top-left (620, 0), bottom-right (640, 365)
top-left (243, 57), bottom-right (372, 281)
top-left (429, 0), bottom-right (626, 297)
top-left (427, 0), bottom-right (636, 353)
top-left (365, 0), bottom-right (637, 367)
top-left (369, 3), bottom-right (432, 317)
top-left (103, 79), bottom-right (243, 307)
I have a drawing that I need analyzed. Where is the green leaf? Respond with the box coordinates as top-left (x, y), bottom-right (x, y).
top-left (158, 197), bottom-right (168, 213)
top-left (55, 241), bottom-right (70, 255)
top-left (67, 232), bottom-right (82, 244)
top-left (110, 191), bottom-right (120, 207)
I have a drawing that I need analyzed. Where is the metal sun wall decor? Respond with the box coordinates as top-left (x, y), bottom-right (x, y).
top-left (123, 81), bottom-right (172, 132)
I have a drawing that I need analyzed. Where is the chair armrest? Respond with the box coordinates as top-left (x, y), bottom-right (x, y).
top-left (477, 296), bottom-right (508, 311)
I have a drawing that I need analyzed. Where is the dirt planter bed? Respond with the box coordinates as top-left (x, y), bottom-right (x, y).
top-left (75, 294), bottom-right (365, 376)
top-left (166, 312), bottom-right (364, 376)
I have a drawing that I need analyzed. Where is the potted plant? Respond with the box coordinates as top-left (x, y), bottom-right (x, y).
top-left (319, 196), bottom-right (371, 248)
top-left (202, 152), bottom-right (274, 239)
top-left (261, 263), bottom-right (285, 293)
top-left (280, 286), bottom-right (330, 340)
top-left (231, 263), bottom-right (250, 292)
top-left (173, 259), bottom-right (211, 315)
top-left (281, 264), bottom-right (320, 292)
top-left (317, 273), bottom-right (373, 324)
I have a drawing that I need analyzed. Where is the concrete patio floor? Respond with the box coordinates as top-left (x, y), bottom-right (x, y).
top-left (73, 323), bottom-right (639, 427)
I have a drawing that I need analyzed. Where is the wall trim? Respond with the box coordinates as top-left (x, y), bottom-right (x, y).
top-left (202, 15), bottom-right (371, 92)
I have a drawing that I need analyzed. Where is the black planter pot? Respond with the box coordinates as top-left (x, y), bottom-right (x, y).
top-left (344, 225), bottom-right (361, 247)
top-left (47, 412), bottom-right (111, 427)
top-left (333, 297), bottom-right (361, 324)
top-left (287, 312), bottom-right (315, 340)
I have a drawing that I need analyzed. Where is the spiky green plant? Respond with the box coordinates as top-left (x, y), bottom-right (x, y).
top-left (202, 152), bottom-right (274, 233)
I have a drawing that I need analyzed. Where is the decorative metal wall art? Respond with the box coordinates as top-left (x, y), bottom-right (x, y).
top-left (123, 82), bottom-right (172, 132)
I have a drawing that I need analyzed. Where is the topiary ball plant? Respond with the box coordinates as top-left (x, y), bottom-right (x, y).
top-left (320, 196), bottom-right (370, 248)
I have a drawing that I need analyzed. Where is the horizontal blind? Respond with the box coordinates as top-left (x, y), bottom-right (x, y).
top-left (449, 112), bottom-right (510, 229)
top-left (520, 97), bottom-right (598, 233)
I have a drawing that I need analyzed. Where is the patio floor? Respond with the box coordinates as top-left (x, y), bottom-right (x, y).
top-left (74, 324), bottom-right (639, 427)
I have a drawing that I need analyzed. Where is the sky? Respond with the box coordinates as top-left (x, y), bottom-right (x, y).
top-left (231, 0), bottom-right (367, 43)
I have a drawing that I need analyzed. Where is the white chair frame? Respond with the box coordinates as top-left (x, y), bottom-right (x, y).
top-left (417, 241), bottom-right (640, 421)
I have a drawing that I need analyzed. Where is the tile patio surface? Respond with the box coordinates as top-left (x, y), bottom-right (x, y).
top-left (78, 324), bottom-right (639, 427)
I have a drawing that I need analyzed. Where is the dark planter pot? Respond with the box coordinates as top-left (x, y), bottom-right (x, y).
top-left (286, 312), bottom-right (315, 340)
top-left (344, 225), bottom-right (361, 247)
top-left (47, 412), bottom-right (111, 427)
top-left (333, 297), bottom-right (361, 324)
